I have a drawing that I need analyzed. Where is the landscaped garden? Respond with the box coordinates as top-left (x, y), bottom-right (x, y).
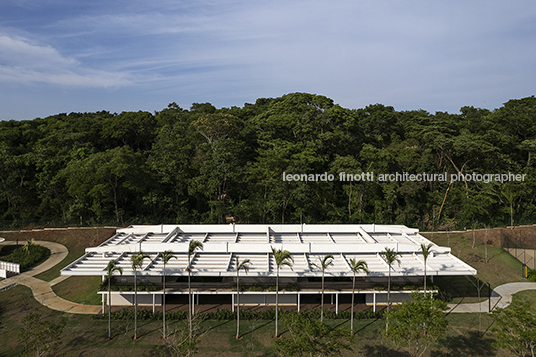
top-left (1, 227), bottom-right (536, 356)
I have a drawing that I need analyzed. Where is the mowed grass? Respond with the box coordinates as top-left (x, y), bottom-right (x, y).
top-left (0, 283), bottom-right (518, 357)
top-left (0, 228), bottom-right (115, 282)
top-left (423, 232), bottom-right (525, 304)
top-left (52, 275), bottom-right (103, 305)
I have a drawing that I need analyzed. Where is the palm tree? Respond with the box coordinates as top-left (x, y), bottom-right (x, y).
top-left (131, 251), bottom-right (149, 340)
top-left (349, 258), bottom-right (369, 336)
top-left (187, 240), bottom-right (203, 339)
top-left (105, 260), bottom-right (122, 340)
top-left (311, 255), bottom-right (334, 322)
top-left (271, 247), bottom-right (293, 338)
top-left (235, 255), bottom-right (251, 340)
top-left (381, 247), bottom-right (401, 331)
top-left (22, 239), bottom-right (34, 255)
top-left (420, 243), bottom-right (433, 296)
top-left (160, 250), bottom-right (175, 339)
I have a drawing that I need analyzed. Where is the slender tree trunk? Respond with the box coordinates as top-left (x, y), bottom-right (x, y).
top-left (386, 267), bottom-right (391, 331)
top-left (236, 269), bottom-right (240, 339)
top-left (163, 264), bottom-right (166, 339)
top-left (108, 278), bottom-right (112, 339)
top-left (351, 273), bottom-right (355, 335)
top-left (275, 266), bottom-right (279, 338)
top-left (321, 271), bottom-right (325, 322)
top-left (424, 263), bottom-right (427, 296)
top-left (188, 257), bottom-right (192, 339)
top-left (134, 269), bottom-right (138, 340)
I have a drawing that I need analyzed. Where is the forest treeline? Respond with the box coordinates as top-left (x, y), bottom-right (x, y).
top-left (1, 92), bottom-right (535, 230)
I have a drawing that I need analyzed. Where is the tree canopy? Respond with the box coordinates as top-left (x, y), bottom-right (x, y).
top-left (1, 93), bottom-right (535, 229)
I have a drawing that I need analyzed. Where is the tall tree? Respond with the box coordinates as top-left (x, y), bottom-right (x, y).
top-left (420, 243), bottom-right (433, 296)
top-left (187, 240), bottom-right (203, 339)
top-left (311, 255), bottom-right (334, 322)
top-left (131, 251), bottom-right (149, 340)
top-left (349, 258), bottom-right (369, 336)
top-left (235, 255), bottom-right (251, 340)
top-left (160, 250), bottom-right (175, 339)
top-left (105, 260), bottom-right (122, 340)
top-left (381, 247), bottom-right (401, 330)
top-left (271, 247), bottom-right (294, 338)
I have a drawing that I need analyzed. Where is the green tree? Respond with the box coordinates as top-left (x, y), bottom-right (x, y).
top-left (22, 239), bottom-right (34, 255)
top-left (384, 293), bottom-right (448, 357)
top-left (491, 300), bottom-right (536, 357)
top-left (18, 313), bottom-right (65, 357)
top-left (105, 260), bottom-right (122, 340)
top-left (131, 251), bottom-right (149, 340)
top-left (311, 255), bottom-right (334, 322)
top-left (272, 247), bottom-right (294, 338)
top-left (273, 311), bottom-right (352, 356)
top-left (160, 250), bottom-right (176, 339)
top-left (235, 255), bottom-right (251, 339)
top-left (381, 247), bottom-right (401, 330)
top-left (420, 243), bottom-right (433, 296)
top-left (349, 258), bottom-right (369, 335)
top-left (187, 240), bottom-right (203, 339)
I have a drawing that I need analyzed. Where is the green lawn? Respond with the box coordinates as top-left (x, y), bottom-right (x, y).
top-left (52, 275), bottom-right (103, 305)
top-left (0, 284), bottom-right (519, 357)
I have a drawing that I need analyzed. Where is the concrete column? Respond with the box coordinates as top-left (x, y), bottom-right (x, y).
top-left (335, 293), bottom-right (339, 314)
top-left (297, 293), bottom-right (300, 312)
top-left (192, 293), bottom-right (195, 315)
top-left (373, 292), bottom-right (376, 313)
top-left (152, 294), bottom-right (155, 313)
top-left (102, 293), bottom-right (105, 314)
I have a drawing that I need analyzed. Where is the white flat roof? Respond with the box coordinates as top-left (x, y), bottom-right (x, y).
top-left (61, 224), bottom-right (476, 278)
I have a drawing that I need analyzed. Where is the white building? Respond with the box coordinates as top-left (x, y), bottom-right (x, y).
top-left (61, 224), bottom-right (476, 313)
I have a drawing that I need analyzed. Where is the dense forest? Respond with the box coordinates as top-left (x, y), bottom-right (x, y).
top-left (1, 92), bottom-right (535, 230)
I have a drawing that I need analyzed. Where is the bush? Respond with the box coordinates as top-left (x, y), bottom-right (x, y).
top-left (248, 284), bottom-right (264, 291)
top-left (2, 245), bottom-right (50, 270)
top-left (374, 284), bottom-right (386, 291)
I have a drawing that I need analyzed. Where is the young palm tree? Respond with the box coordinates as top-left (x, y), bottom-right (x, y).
top-left (381, 247), bottom-right (401, 331)
top-left (131, 251), bottom-right (149, 340)
top-left (420, 243), bottom-right (433, 296)
top-left (22, 238), bottom-right (34, 255)
top-left (271, 247), bottom-right (293, 338)
top-left (160, 250), bottom-right (175, 339)
top-left (349, 258), bottom-right (369, 336)
top-left (235, 255), bottom-right (251, 340)
top-left (311, 255), bottom-right (334, 322)
top-left (187, 240), bottom-right (203, 339)
top-left (105, 260), bottom-right (122, 340)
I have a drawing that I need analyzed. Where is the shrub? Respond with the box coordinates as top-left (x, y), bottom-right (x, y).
top-left (248, 284), bottom-right (264, 291)
top-left (2, 245), bottom-right (50, 270)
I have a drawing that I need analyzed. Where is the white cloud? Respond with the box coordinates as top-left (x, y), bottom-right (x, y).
top-left (0, 33), bottom-right (133, 87)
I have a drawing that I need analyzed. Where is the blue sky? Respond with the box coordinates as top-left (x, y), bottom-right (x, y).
top-left (1, 0), bottom-right (535, 120)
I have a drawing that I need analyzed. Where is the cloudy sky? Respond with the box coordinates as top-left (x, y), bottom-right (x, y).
top-left (1, 0), bottom-right (535, 120)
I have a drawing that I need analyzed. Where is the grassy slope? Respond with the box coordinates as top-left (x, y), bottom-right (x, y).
top-left (423, 232), bottom-right (524, 304)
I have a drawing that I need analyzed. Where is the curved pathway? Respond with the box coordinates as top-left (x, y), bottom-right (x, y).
top-left (0, 240), bottom-right (101, 314)
top-left (447, 282), bottom-right (536, 313)
top-left (2, 240), bottom-right (536, 315)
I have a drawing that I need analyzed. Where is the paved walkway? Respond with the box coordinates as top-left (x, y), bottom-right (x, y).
top-left (2, 240), bottom-right (536, 315)
top-left (0, 240), bottom-right (101, 314)
top-left (447, 282), bottom-right (536, 313)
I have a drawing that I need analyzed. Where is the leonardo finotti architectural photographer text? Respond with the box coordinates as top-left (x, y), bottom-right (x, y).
top-left (282, 171), bottom-right (527, 183)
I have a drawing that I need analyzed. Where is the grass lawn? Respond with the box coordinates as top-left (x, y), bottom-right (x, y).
top-left (1, 227), bottom-right (534, 356)
top-left (0, 228), bottom-right (115, 282)
top-left (53, 275), bottom-right (103, 305)
top-left (0, 282), bottom-right (517, 357)
top-left (511, 290), bottom-right (536, 308)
